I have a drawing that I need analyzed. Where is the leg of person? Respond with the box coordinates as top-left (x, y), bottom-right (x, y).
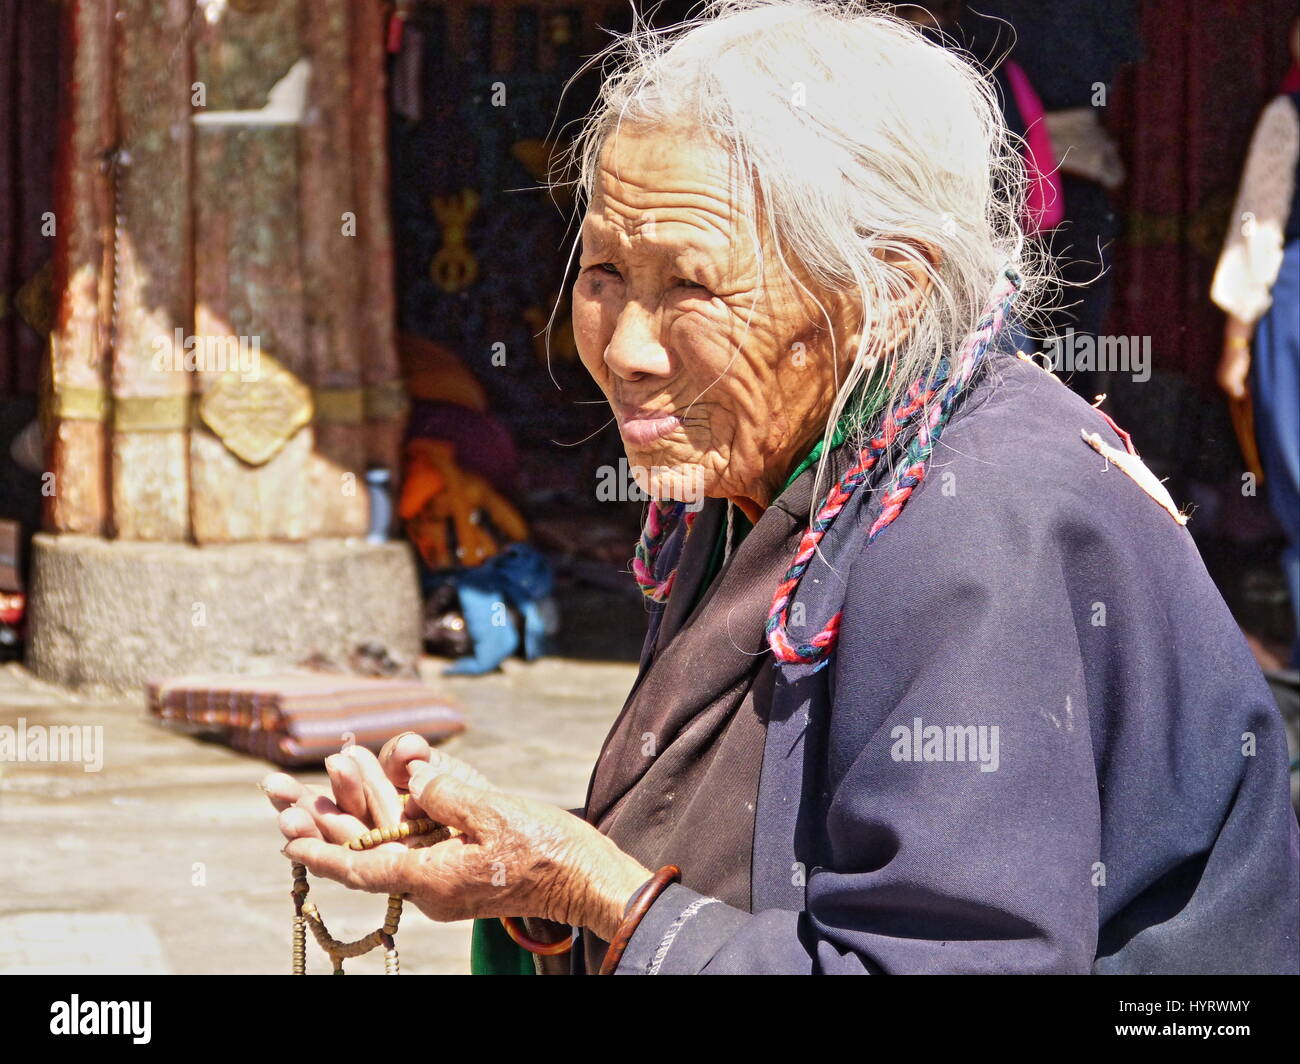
top-left (1252, 243), bottom-right (1300, 667)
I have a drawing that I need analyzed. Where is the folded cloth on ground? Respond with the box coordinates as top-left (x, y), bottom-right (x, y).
top-left (147, 670), bottom-right (464, 767)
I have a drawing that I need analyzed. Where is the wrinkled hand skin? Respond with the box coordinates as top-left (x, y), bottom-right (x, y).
top-left (262, 734), bottom-right (651, 942)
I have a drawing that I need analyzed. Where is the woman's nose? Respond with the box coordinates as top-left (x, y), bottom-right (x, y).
top-left (603, 303), bottom-right (672, 382)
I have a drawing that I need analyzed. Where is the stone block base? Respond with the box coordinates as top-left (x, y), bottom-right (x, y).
top-left (25, 534), bottom-right (422, 696)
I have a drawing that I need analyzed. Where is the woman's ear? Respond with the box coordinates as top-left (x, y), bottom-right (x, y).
top-left (840, 242), bottom-right (940, 364)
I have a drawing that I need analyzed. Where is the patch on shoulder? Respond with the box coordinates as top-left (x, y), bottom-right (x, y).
top-left (1080, 430), bottom-right (1189, 526)
top-left (1013, 351), bottom-right (1189, 525)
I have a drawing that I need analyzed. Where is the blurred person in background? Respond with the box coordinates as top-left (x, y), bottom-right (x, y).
top-left (1214, 10), bottom-right (1300, 672)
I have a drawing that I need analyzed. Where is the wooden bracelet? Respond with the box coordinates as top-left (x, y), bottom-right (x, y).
top-left (599, 865), bottom-right (681, 976)
top-left (499, 916), bottom-right (575, 956)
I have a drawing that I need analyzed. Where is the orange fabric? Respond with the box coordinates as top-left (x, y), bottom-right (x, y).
top-left (402, 440), bottom-right (529, 569)
top-left (399, 453), bottom-right (446, 520)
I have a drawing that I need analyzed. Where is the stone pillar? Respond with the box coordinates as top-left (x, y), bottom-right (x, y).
top-left (30, 0), bottom-right (417, 694)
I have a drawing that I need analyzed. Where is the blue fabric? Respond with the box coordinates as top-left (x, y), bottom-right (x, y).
top-left (1253, 240), bottom-right (1300, 668)
top-left (1286, 95), bottom-right (1300, 243)
top-left (436, 544), bottom-right (553, 676)
top-left (605, 352), bottom-right (1299, 974)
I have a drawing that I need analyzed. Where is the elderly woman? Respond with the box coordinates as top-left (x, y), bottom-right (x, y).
top-left (265, 1), bottom-right (1298, 974)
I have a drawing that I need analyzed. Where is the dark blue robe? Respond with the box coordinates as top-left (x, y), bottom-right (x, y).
top-left (610, 351), bottom-right (1300, 974)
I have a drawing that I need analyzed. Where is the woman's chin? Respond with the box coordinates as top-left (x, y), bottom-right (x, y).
top-left (627, 455), bottom-right (711, 508)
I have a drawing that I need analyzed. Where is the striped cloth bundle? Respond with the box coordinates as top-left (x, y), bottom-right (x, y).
top-left (147, 671), bottom-right (465, 767)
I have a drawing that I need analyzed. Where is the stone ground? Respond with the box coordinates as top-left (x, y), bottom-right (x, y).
top-left (0, 652), bottom-right (639, 975)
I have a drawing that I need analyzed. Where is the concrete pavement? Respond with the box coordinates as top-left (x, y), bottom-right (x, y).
top-left (0, 656), bottom-right (635, 974)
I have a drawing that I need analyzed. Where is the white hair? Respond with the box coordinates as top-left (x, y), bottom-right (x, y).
top-left (559, 0), bottom-right (1047, 506)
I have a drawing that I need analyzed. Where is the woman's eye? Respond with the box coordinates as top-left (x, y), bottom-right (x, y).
top-left (676, 278), bottom-right (709, 293)
top-left (594, 263), bottom-right (621, 276)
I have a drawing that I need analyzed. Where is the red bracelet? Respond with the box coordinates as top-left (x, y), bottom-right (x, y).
top-left (599, 865), bottom-right (681, 976)
top-left (499, 916), bottom-right (574, 956)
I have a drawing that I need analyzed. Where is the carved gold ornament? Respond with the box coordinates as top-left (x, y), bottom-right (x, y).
top-left (198, 352), bottom-right (312, 465)
top-left (429, 189), bottom-right (480, 293)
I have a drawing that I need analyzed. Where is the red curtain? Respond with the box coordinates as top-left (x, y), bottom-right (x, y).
top-left (1108, 0), bottom-right (1298, 390)
top-left (0, 0), bottom-right (62, 400)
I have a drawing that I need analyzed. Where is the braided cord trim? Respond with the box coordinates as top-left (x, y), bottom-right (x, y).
top-left (631, 499), bottom-right (699, 603)
top-left (765, 268), bottom-right (1023, 665)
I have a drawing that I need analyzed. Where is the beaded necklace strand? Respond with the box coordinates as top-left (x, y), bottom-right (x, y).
top-left (291, 817), bottom-right (446, 974)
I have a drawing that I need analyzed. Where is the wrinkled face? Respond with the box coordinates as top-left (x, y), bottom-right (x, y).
top-left (571, 129), bottom-right (844, 511)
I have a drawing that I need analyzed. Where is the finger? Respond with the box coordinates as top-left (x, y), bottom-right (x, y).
top-left (379, 732), bottom-right (432, 790)
top-left (261, 772), bottom-right (305, 812)
top-left (269, 772), bottom-right (367, 844)
top-left (283, 837), bottom-right (413, 897)
top-left (345, 745), bottom-right (404, 828)
top-left (406, 751), bottom-right (497, 835)
top-left (292, 789), bottom-right (369, 845)
top-left (279, 806), bottom-right (324, 842)
top-left (326, 753), bottom-right (367, 821)
top-left (423, 746), bottom-right (494, 791)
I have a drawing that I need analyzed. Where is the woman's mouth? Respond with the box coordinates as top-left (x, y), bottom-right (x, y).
top-left (617, 411), bottom-right (683, 447)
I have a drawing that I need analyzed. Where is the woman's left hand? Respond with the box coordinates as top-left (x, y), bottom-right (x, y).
top-left (262, 734), bottom-right (651, 941)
